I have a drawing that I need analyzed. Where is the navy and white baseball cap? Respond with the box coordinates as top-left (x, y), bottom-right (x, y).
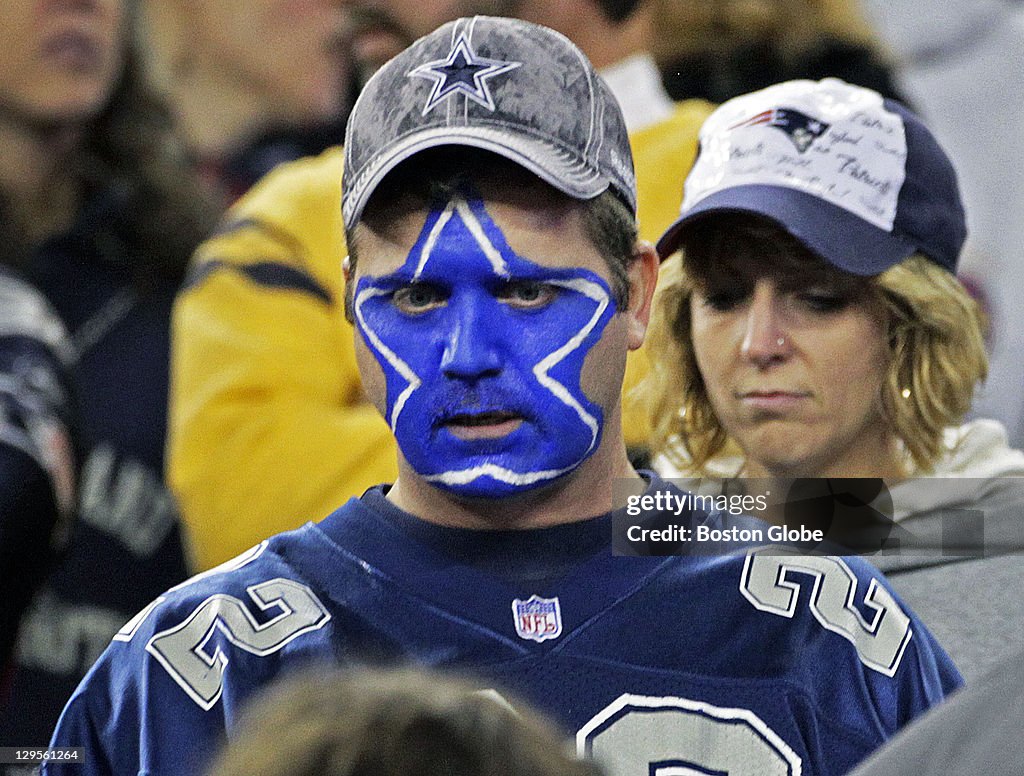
top-left (657, 78), bottom-right (966, 275)
top-left (342, 15), bottom-right (636, 232)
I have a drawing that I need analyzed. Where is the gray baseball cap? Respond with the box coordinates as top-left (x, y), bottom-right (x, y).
top-left (342, 15), bottom-right (636, 231)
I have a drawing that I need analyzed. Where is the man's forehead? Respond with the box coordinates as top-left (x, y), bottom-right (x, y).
top-left (356, 186), bottom-right (597, 275)
top-left (361, 155), bottom-right (578, 221)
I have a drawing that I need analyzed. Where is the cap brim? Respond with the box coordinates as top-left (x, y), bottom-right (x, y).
top-left (656, 184), bottom-right (918, 275)
top-left (343, 125), bottom-right (620, 231)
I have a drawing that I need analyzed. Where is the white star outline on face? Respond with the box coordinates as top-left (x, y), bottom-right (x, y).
top-left (353, 195), bottom-right (611, 488)
top-left (407, 33), bottom-right (522, 116)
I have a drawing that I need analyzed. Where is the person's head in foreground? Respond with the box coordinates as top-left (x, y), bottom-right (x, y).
top-left (342, 15), bottom-right (657, 522)
top-left (645, 78), bottom-right (986, 480)
top-left (208, 667), bottom-right (602, 776)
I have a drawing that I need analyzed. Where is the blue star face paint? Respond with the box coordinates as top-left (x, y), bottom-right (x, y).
top-left (354, 189), bottom-right (618, 498)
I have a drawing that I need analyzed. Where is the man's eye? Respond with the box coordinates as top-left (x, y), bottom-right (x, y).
top-left (392, 284), bottom-right (446, 313)
top-left (498, 281), bottom-right (558, 309)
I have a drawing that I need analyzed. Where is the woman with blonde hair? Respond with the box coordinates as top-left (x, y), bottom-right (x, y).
top-left (644, 78), bottom-right (1024, 682)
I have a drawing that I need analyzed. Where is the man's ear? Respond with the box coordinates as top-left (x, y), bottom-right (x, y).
top-left (624, 241), bottom-right (659, 350)
top-left (342, 254), bottom-right (355, 323)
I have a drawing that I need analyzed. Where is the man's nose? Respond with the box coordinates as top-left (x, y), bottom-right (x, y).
top-left (439, 296), bottom-right (503, 379)
top-left (739, 284), bottom-right (792, 368)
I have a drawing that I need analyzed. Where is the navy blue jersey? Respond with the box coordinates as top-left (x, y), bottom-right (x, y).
top-left (47, 479), bottom-right (960, 775)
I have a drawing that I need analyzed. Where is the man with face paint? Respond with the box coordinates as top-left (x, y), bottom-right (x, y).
top-left (48, 19), bottom-right (959, 776)
top-left (352, 184), bottom-right (620, 500)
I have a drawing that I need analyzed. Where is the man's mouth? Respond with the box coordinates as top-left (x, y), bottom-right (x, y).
top-left (441, 411), bottom-right (524, 440)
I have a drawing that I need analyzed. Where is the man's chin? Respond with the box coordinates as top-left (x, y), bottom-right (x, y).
top-left (432, 470), bottom-right (571, 501)
top-left (415, 453), bottom-right (586, 500)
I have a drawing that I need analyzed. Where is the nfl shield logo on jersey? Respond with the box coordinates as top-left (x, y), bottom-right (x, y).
top-left (512, 595), bottom-right (563, 642)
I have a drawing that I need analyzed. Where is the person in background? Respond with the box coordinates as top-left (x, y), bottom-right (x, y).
top-left (208, 668), bottom-right (602, 776)
top-left (343, 0), bottom-right (514, 84)
top-left (860, 0), bottom-right (1024, 451)
top-left (0, 267), bottom-right (75, 692)
top-left (167, 0), bottom-right (713, 571)
top-left (0, 0), bottom-right (214, 748)
top-left (653, 0), bottom-right (906, 105)
top-left (48, 19), bottom-right (958, 776)
top-left (140, 0), bottom-right (354, 202)
top-left (643, 77), bottom-right (1024, 683)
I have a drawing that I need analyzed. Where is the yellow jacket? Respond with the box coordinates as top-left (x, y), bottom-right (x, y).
top-left (168, 100), bottom-right (712, 570)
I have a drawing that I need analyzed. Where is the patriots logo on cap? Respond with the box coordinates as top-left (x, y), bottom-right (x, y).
top-left (730, 108), bottom-right (830, 153)
top-left (408, 33), bottom-right (521, 116)
top-left (512, 595), bottom-right (562, 642)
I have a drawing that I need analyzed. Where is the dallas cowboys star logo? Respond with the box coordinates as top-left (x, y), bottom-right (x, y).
top-left (353, 193), bottom-right (612, 489)
top-left (408, 33), bottom-right (522, 116)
